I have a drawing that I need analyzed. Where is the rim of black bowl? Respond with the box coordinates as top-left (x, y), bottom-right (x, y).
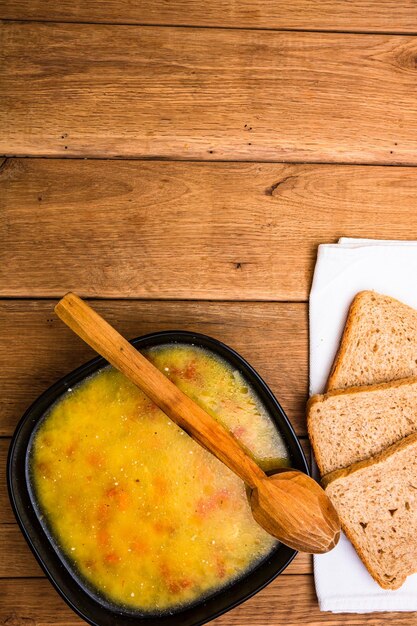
top-left (7, 330), bottom-right (309, 626)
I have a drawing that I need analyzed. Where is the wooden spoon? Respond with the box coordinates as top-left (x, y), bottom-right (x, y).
top-left (55, 293), bottom-right (340, 554)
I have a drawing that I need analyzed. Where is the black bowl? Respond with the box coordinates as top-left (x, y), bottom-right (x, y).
top-left (7, 330), bottom-right (309, 626)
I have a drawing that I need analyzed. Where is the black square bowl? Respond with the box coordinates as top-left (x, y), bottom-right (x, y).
top-left (7, 330), bottom-right (309, 626)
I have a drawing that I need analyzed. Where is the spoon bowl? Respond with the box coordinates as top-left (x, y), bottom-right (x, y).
top-left (250, 471), bottom-right (340, 553)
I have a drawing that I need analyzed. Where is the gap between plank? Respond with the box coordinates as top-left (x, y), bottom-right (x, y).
top-left (0, 296), bottom-right (309, 304)
top-left (1, 17), bottom-right (417, 37)
top-left (2, 155), bottom-right (417, 168)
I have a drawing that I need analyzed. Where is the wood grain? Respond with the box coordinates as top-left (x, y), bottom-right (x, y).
top-left (2, 23), bottom-right (417, 163)
top-left (0, 300), bottom-right (308, 436)
top-left (3, 159), bottom-right (417, 300)
top-left (1, 0), bottom-right (417, 33)
top-left (0, 525), bottom-right (44, 578)
top-left (1, 575), bottom-right (417, 625)
top-left (0, 440), bottom-right (14, 525)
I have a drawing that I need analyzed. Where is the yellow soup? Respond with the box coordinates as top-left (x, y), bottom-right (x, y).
top-left (31, 344), bottom-right (289, 613)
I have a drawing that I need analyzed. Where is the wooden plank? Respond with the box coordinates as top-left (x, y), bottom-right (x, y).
top-left (3, 160), bottom-right (417, 300)
top-left (1, 23), bottom-right (417, 163)
top-left (1, 0), bottom-right (417, 33)
top-left (0, 525), bottom-right (44, 577)
top-left (0, 440), bottom-right (14, 524)
top-left (0, 300), bottom-right (308, 436)
top-left (1, 575), bottom-right (416, 625)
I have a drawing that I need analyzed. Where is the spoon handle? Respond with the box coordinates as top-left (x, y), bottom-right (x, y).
top-left (55, 293), bottom-right (265, 489)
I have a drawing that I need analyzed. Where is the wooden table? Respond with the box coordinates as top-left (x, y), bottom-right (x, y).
top-left (1, 2), bottom-right (417, 624)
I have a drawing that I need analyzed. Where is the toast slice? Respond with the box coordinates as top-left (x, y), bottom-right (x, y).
top-left (327, 291), bottom-right (417, 391)
top-left (308, 376), bottom-right (417, 475)
top-left (323, 433), bottom-right (417, 590)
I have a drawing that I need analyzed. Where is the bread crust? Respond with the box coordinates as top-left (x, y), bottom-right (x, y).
top-left (322, 433), bottom-right (417, 590)
top-left (307, 375), bottom-right (417, 476)
top-left (322, 432), bottom-right (417, 487)
top-left (306, 395), bottom-right (327, 476)
top-left (326, 290), bottom-right (371, 391)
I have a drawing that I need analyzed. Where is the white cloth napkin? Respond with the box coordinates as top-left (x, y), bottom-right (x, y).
top-left (310, 237), bottom-right (417, 613)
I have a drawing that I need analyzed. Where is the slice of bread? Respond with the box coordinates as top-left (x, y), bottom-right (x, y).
top-left (327, 291), bottom-right (417, 391)
top-left (308, 376), bottom-right (417, 475)
top-left (323, 433), bottom-right (417, 590)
